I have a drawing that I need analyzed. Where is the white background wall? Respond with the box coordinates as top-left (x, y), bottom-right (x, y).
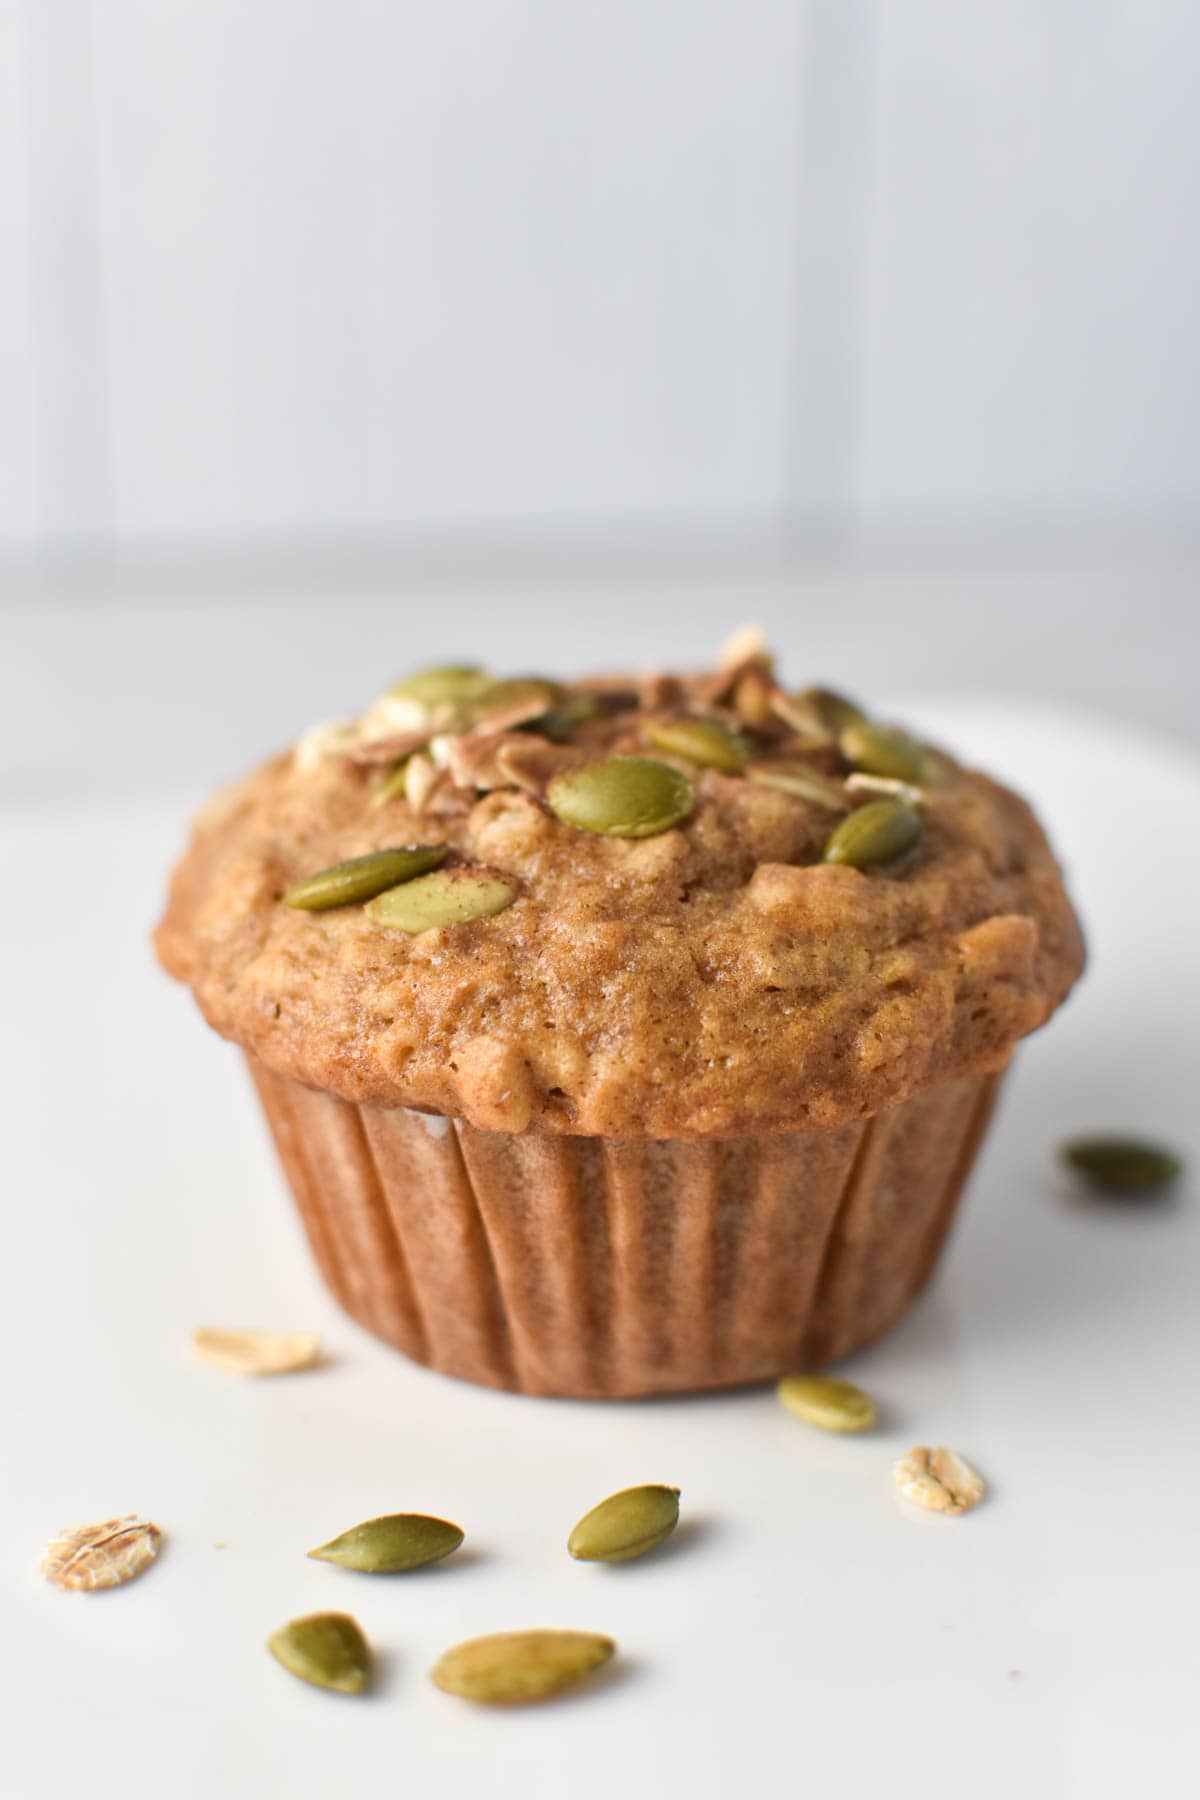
top-left (2, 2), bottom-right (1198, 791)
top-left (4, 0), bottom-right (1199, 570)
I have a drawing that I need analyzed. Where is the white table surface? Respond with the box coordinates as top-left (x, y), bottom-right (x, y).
top-left (1, 697), bottom-right (1197, 1798)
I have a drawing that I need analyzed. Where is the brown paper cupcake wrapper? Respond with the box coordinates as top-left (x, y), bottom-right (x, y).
top-left (246, 1055), bottom-right (1005, 1398)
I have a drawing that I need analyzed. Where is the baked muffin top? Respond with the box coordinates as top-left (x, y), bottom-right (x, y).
top-left (155, 631), bottom-right (1084, 1138)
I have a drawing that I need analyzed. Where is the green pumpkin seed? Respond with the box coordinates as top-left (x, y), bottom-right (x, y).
top-left (840, 721), bottom-right (939, 785)
top-left (790, 686), bottom-right (868, 734)
top-left (365, 867), bottom-right (517, 932)
top-left (568, 1484), bottom-right (680, 1563)
top-left (431, 1630), bottom-right (615, 1705)
top-left (547, 756), bottom-right (694, 838)
top-left (747, 762), bottom-right (850, 811)
top-left (308, 1512), bottom-right (464, 1573)
top-left (370, 760), bottom-right (414, 810)
top-left (267, 1612), bottom-right (371, 1695)
top-left (283, 845), bottom-right (448, 909)
top-left (732, 668), bottom-right (776, 729)
top-left (476, 676), bottom-right (562, 718)
top-left (386, 665), bottom-right (492, 708)
top-left (538, 693), bottom-right (608, 742)
top-left (645, 717), bottom-right (749, 774)
top-left (823, 799), bottom-right (921, 869)
top-left (777, 1373), bottom-right (877, 1433)
top-left (1060, 1136), bottom-right (1182, 1195)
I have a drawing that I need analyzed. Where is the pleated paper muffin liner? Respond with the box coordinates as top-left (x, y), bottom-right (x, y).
top-left (246, 1054), bottom-right (1006, 1399)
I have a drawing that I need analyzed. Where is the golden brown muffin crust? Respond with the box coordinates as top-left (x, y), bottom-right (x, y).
top-left (155, 645), bottom-right (1084, 1138)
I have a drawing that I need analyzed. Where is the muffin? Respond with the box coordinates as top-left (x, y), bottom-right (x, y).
top-left (155, 632), bottom-right (1084, 1397)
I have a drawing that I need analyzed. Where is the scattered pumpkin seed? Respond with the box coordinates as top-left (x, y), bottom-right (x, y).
top-left (386, 665), bottom-right (492, 708)
top-left (893, 1446), bottom-right (985, 1516)
top-left (747, 762), bottom-right (850, 811)
top-left (823, 799), bottom-right (921, 869)
top-left (568, 1485), bottom-right (681, 1563)
top-left (365, 867), bottom-right (517, 932)
top-left (267, 1612), bottom-right (371, 1694)
top-left (840, 721), bottom-right (938, 784)
top-left (645, 716), bottom-right (749, 773)
top-left (1059, 1135), bottom-right (1182, 1195)
top-left (41, 1516), bottom-right (163, 1591)
top-left (370, 760), bottom-right (414, 809)
top-left (547, 756), bottom-right (694, 838)
top-left (777, 1373), bottom-right (876, 1433)
top-left (284, 845), bottom-right (448, 910)
top-left (308, 1513), bottom-right (464, 1573)
top-left (431, 1630), bottom-right (615, 1705)
top-left (191, 1327), bottom-right (322, 1376)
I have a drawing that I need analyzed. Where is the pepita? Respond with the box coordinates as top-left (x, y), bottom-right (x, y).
top-left (822, 799), bottom-right (921, 869)
top-left (41, 1516), bottom-right (162, 1591)
top-left (647, 716), bottom-right (752, 774)
top-left (476, 677), bottom-right (562, 719)
top-left (747, 762), bottom-right (850, 811)
top-left (284, 845), bottom-right (447, 910)
top-left (1059, 1135), bottom-right (1182, 1195)
top-left (370, 760), bottom-right (414, 810)
top-left (732, 668), bottom-right (777, 729)
top-left (840, 721), bottom-right (938, 785)
top-left (547, 756), bottom-right (694, 838)
top-left (191, 1327), bottom-right (321, 1376)
top-left (431, 1629), bottom-right (615, 1705)
top-left (267, 1612), bottom-right (371, 1694)
top-left (645, 717), bottom-right (749, 773)
top-left (568, 1485), bottom-right (680, 1563)
top-left (790, 686), bottom-right (868, 734)
top-left (365, 867), bottom-right (517, 932)
top-left (386, 665), bottom-right (492, 709)
top-left (777, 1373), bottom-right (876, 1433)
top-left (539, 693), bottom-right (608, 742)
top-left (308, 1513), bottom-right (463, 1573)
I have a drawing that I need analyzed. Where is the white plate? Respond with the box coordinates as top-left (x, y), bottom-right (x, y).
top-left (1, 699), bottom-right (1197, 1799)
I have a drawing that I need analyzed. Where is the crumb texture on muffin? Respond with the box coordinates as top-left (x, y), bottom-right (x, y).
top-left (155, 642), bottom-right (1084, 1138)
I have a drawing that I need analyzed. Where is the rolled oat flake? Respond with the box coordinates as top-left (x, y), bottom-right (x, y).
top-left (41, 1516), bottom-right (163, 1591)
top-left (893, 1445), bottom-right (985, 1516)
top-left (191, 1326), bottom-right (321, 1375)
